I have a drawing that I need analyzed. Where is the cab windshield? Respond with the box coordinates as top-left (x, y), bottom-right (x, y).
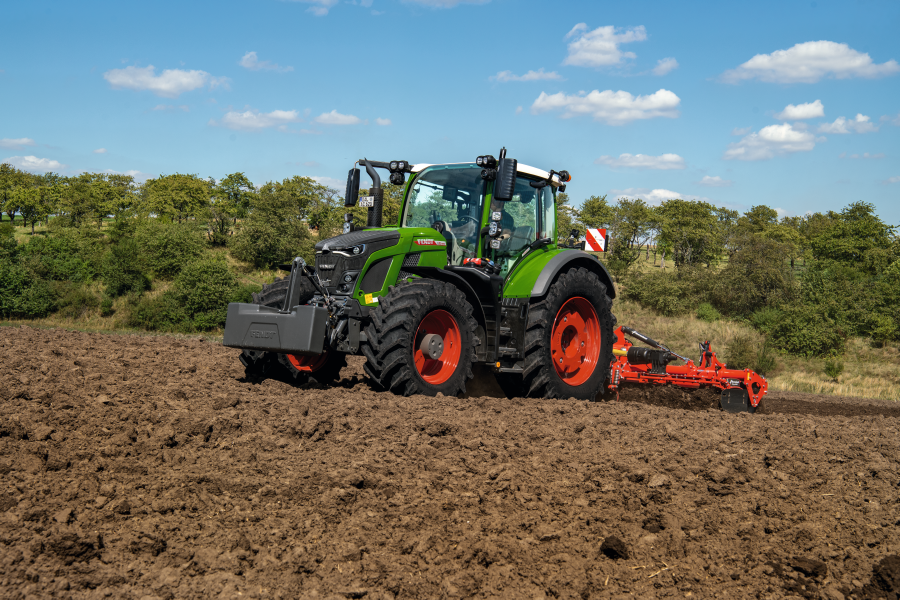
top-left (403, 164), bottom-right (485, 265)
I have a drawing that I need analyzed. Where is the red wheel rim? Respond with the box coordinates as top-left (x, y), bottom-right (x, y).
top-left (413, 309), bottom-right (462, 385)
top-left (551, 297), bottom-right (601, 386)
top-left (287, 351), bottom-right (329, 372)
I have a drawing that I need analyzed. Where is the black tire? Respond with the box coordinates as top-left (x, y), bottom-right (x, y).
top-left (493, 373), bottom-right (528, 399)
top-left (522, 267), bottom-right (615, 400)
top-left (362, 279), bottom-right (478, 397)
top-left (277, 351), bottom-right (347, 386)
top-left (240, 275), bottom-right (326, 381)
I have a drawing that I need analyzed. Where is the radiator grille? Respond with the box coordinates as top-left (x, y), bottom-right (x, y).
top-left (402, 253), bottom-right (421, 267)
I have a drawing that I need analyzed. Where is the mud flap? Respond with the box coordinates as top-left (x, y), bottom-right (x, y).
top-left (720, 387), bottom-right (752, 413)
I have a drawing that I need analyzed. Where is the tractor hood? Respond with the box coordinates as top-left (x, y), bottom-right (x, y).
top-left (314, 229), bottom-right (400, 253)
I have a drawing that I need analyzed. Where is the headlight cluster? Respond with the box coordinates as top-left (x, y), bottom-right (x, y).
top-left (476, 155), bottom-right (497, 168)
top-left (389, 160), bottom-right (409, 185)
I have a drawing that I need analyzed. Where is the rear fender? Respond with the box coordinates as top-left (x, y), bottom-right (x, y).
top-left (502, 248), bottom-right (616, 300)
top-left (530, 250), bottom-right (616, 299)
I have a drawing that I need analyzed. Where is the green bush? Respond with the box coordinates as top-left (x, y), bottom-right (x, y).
top-left (769, 305), bottom-right (845, 357)
top-left (101, 238), bottom-right (151, 298)
top-left (229, 219), bottom-right (315, 269)
top-left (0, 261), bottom-right (55, 318)
top-left (696, 302), bottom-right (721, 322)
top-left (19, 227), bottom-right (102, 282)
top-left (0, 224), bottom-right (17, 261)
top-left (55, 283), bottom-right (101, 320)
top-left (100, 296), bottom-right (114, 317)
top-left (712, 235), bottom-right (796, 318)
top-left (724, 334), bottom-right (777, 376)
top-left (134, 219), bottom-right (206, 278)
top-left (824, 359), bottom-right (844, 381)
top-left (749, 307), bottom-right (783, 334)
top-left (623, 268), bottom-right (715, 317)
top-left (126, 291), bottom-right (189, 332)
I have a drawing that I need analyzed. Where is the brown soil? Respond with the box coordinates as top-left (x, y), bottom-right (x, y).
top-left (1, 324), bottom-right (899, 599)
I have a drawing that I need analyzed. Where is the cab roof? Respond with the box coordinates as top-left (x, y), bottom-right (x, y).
top-left (410, 162), bottom-right (557, 186)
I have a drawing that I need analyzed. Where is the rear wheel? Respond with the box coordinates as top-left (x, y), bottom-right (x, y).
top-left (522, 267), bottom-right (614, 400)
top-left (362, 279), bottom-right (478, 397)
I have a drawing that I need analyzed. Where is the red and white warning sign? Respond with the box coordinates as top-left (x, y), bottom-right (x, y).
top-left (585, 228), bottom-right (607, 252)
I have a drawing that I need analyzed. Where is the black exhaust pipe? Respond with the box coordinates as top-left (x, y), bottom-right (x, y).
top-left (362, 158), bottom-right (383, 228)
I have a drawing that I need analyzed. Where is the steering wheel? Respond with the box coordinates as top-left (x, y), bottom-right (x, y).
top-left (431, 220), bottom-right (448, 234)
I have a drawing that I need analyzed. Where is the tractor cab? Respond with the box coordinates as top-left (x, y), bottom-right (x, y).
top-left (400, 158), bottom-right (562, 277)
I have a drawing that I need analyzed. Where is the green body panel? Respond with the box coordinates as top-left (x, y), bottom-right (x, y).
top-left (352, 226), bottom-right (448, 307)
top-left (501, 246), bottom-right (567, 298)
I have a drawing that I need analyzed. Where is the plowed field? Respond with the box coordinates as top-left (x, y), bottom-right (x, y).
top-left (1, 325), bottom-right (899, 599)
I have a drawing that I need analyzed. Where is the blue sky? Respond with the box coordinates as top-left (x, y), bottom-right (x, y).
top-left (2, 0), bottom-right (899, 223)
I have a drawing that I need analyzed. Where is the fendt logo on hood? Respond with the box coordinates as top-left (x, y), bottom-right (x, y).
top-left (318, 264), bottom-right (335, 269)
top-left (414, 239), bottom-right (447, 246)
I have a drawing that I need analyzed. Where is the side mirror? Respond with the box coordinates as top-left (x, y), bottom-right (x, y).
top-left (493, 157), bottom-right (517, 201)
top-left (344, 168), bottom-right (360, 207)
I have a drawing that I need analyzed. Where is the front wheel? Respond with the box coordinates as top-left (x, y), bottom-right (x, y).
top-left (362, 279), bottom-right (478, 397)
top-left (522, 267), bottom-right (614, 400)
top-left (278, 350), bottom-right (347, 385)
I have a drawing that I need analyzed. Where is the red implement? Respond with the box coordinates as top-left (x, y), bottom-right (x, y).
top-left (608, 326), bottom-right (768, 413)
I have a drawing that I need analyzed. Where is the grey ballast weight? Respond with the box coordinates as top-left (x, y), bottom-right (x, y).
top-left (223, 303), bottom-right (328, 355)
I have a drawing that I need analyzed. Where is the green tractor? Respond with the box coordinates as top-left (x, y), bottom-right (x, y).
top-left (223, 149), bottom-right (616, 400)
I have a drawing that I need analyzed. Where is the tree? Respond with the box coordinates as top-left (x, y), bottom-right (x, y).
top-left (555, 192), bottom-right (578, 243)
top-left (579, 194), bottom-right (613, 231)
top-left (141, 173), bottom-right (212, 222)
top-left (808, 201), bottom-right (895, 270)
top-left (0, 163), bottom-right (28, 225)
top-left (208, 172), bottom-right (256, 245)
top-left (656, 199), bottom-right (723, 267)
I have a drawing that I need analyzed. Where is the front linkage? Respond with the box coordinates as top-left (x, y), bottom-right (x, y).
top-left (608, 326), bottom-right (768, 413)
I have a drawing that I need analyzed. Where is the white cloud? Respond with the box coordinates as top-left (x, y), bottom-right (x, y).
top-left (885, 176), bottom-right (900, 184)
top-left (211, 109), bottom-right (301, 131)
top-left (314, 110), bottom-right (362, 125)
top-left (0, 138), bottom-right (36, 149)
top-left (531, 88), bottom-right (680, 125)
top-left (721, 41), bottom-right (900, 84)
top-left (883, 113), bottom-right (900, 126)
top-left (151, 104), bottom-right (189, 112)
top-left (2, 155), bottom-right (65, 172)
top-left (595, 153), bottom-right (685, 170)
top-left (840, 152), bottom-right (884, 159)
top-left (104, 65), bottom-right (228, 98)
top-left (287, 0), bottom-right (339, 15)
top-left (723, 123), bottom-right (817, 161)
top-left (651, 57), bottom-right (678, 76)
top-left (311, 175), bottom-right (346, 189)
top-left (238, 51), bottom-right (293, 73)
top-left (515, 106), bottom-right (523, 114)
top-left (401, 0), bottom-right (490, 7)
top-left (731, 127), bottom-right (751, 136)
top-left (491, 68), bottom-right (563, 82)
top-left (775, 99), bottom-right (824, 120)
top-left (375, 117), bottom-right (391, 126)
top-left (608, 187), bottom-right (697, 205)
top-left (93, 148), bottom-right (107, 154)
top-left (563, 24), bottom-right (647, 68)
top-left (817, 113), bottom-right (878, 134)
top-left (697, 175), bottom-right (733, 187)
top-left (102, 169), bottom-right (153, 182)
